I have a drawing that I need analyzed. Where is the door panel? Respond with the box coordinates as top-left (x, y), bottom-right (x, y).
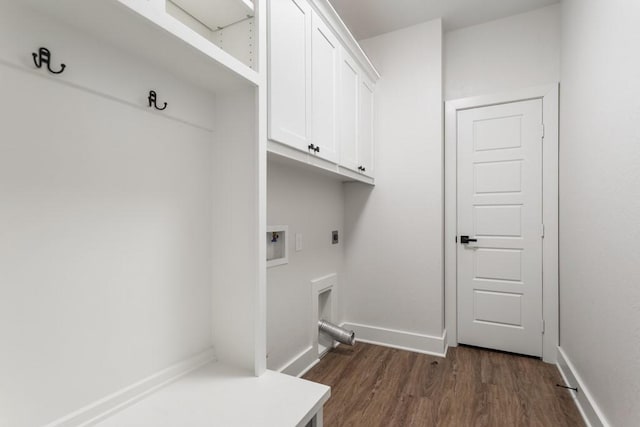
top-left (358, 78), bottom-right (374, 176)
top-left (475, 249), bottom-right (522, 282)
top-left (268, 0), bottom-right (311, 151)
top-left (473, 115), bottom-right (523, 151)
top-left (457, 99), bottom-right (543, 357)
top-left (475, 205), bottom-right (522, 237)
top-left (338, 51), bottom-right (359, 171)
top-left (339, 49), bottom-right (359, 171)
top-left (474, 160), bottom-right (523, 193)
top-left (474, 291), bottom-right (522, 326)
top-left (311, 12), bottom-right (339, 162)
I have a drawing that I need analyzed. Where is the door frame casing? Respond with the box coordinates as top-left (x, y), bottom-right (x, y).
top-left (444, 84), bottom-right (559, 363)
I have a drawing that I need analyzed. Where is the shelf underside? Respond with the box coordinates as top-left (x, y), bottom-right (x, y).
top-left (25, 0), bottom-right (258, 94)
top-left (169, 0), bottom-right (254, 31)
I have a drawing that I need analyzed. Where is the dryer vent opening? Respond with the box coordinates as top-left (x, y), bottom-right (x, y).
top-left (318, 320), bottom-right (356, 346)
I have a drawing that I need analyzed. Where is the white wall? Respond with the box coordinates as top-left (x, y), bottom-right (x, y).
top-left (559, 0), bottom-right (640, 425)
top-left (266, 160), bottom-right (344, 372)
top-left (444, 4), bottom-right (560, 100)
top-left (211, 87), bottom-right (260, 373)
top-left (343, 20), bottom-right (444, 350)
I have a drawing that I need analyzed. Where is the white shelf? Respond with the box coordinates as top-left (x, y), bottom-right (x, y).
top-left (94, 362), bottom-right (330, 427)
top-left (170, 0), bottom-right (254, 30)
top-left (26, 0), bottom-right (259, 94)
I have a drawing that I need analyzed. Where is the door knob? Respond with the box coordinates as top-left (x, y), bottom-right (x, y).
top-left (460, 235), bottom-right (477, 244)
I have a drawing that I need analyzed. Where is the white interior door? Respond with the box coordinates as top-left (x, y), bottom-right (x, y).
top-left (457, 99), bottom-right (544, 357)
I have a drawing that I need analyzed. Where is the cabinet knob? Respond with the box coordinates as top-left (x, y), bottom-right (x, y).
top-left (308, 144), bottom-right (315, 151)
top-left (314, 146), bottom-right (320, 153)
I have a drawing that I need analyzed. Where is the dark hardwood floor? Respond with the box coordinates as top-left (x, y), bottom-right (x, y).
top-left (303, 343), bottom-right (584, 427)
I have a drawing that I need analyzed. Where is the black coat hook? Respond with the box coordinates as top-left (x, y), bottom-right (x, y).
top-left (148, 90), bottom-right (167, 111)
top-left (32, 47), bottom-right (66, 74)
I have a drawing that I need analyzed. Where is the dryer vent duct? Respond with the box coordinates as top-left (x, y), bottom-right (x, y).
top-left (318, 320), bottom-right (356, 346)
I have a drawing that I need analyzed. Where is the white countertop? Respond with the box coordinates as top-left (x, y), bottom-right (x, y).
top-left (95, 362), bottom-right (330, 427)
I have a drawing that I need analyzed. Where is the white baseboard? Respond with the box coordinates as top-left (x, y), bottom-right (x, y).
top-left (278, 346), bottom-right (320, 378)
top-left (278, 323), bottom-right (448, 378)
top-left (341, 322), bottom-right (447, 357)
top-left (44, 347), bottom-right (216, 427)
top-left (556, 347), bottom-right (610, 427)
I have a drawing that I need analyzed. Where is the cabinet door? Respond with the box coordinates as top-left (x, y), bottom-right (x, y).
top-left (358, 77), bottom-right (375, 177)
top-left (338, 50), bottom-right (359, 172)
top-left (268, 0), bottom-right (312, 152)
top-left (311, 12), bottom-right (339, 163)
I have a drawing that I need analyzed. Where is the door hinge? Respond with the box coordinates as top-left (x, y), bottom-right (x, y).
top-left (541, 224), bottom-right (545, 238)
top-left (542, 319), bottom-right (546, 334)
top-left (541, 124), bottom-right (545, 140)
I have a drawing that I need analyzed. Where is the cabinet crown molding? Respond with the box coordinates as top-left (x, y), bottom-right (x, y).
top-left (308, 0), bottom-right (380, 83)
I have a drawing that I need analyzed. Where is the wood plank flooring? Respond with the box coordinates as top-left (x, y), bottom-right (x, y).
top-left (303, 343), bottom-right (584, 427)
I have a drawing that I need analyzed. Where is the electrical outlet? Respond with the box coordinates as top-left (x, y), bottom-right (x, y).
top-left (332, 230), bottom-right (339, 244)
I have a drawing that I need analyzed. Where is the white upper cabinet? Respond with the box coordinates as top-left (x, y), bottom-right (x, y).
top-left (358, 77), bottom-right (375, 177)
top-left (339, 51), bottom-right (375, 178)
top-left (268, 0), bottom-right (312, 151)
top-left (267, 0), bottom-right (379, 182)
top-left (311, 12), bottom-right (340, 163)
top-left (338, 50), bottom-right (359, 172)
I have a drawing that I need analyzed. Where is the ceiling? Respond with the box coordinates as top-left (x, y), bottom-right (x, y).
top-left (328, 0), bottom-right (560, 40)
